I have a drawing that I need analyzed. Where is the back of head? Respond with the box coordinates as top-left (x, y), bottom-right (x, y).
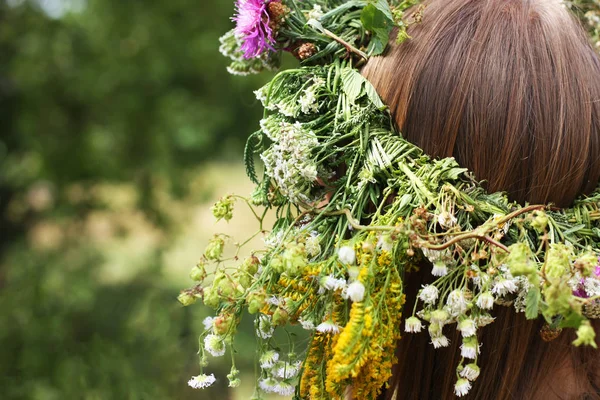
top-left (363, 0), bottom-right (600, 399)
top-left (362, 0), bottom-right (600, 207)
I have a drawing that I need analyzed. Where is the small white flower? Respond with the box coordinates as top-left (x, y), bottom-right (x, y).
top-left (460, 363), bottom-right (481, 381)
top-left (305, 234), bottom-right (321, 257)
top-left (458, 318), bottom-right (477, 338)
top-left (437, 211), bottom-right (457, 229)
top-left (432, 260), bottom-right (448, 277)
top-left (430, 309), bottom-right (450, 326)
top-left (321, 275), bottom-right (347, 291)
top-left (492, 213), bottom-right (511, 234)
top-left (274, 381), bottom-right (295, 396)
top-left (204, 334), bottom-right (226, 357)
top-left (405, 316), bottom-right (423, 333)
top-left (377, 234), bottom-right (394, 252)
top-left (299, 318), bottom-right (316, 330)
top-left (259, 377), bottom-right (278, 393)
top-left (419, 285), bottom-right (439, 304)
top-left (584, 277), bottom-right (600, 297)
top-left (454, 378), bottom-right (472, 397)
top-left (188, 373), bottom-right (216, 389)
top-left (259, 350), bottom-right (280, 369)
top-left (422, 248), bottom-right (444, 264)
top-left (202, 316), bottom-right (215, 331)
top-left (254, 88), bottom-right (267, 104)
top-left (431, 335), bottom-right (450, 348)
top-left (298, 88), bottom-right (319, 114)
top-left (338, 246), bottom-right (356, 265)
top-left (307, 4), bottom-right (324, 20)
top-left (345, 281), bottom-right (366, 302)
top-left (267, 296), bottom-right (282, 306)
top-left (460, 339), bottom-right (480, 359)
top-left (274, 361), bottom-right (302, 379)
top-left (476, 292), bottom-right (495, 310)
top-left (446, 290), bottom-right (469, 316)
top-left (492, 278), bottom-right (518, 296)
top-left (257, 315), bottom-right (274, 339)
top-left (475, 314), bottom-right (495, 327)
top-left (316, 321), bottom-right (340, 334)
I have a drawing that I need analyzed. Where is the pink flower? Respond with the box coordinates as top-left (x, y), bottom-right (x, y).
top-left (233, 0), bottom-right (278, 58)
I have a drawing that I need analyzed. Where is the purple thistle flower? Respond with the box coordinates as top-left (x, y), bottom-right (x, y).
top-left (233, 0), bottom-right (278, 59)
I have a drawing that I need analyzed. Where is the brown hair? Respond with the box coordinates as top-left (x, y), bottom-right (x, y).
top-left (361, 0), bottom-right (600, 398)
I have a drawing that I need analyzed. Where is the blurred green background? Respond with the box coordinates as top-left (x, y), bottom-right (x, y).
top-left (0, 0), bottom-right (273, 398)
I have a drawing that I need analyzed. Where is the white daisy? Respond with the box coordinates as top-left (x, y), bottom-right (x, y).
top-left (274, 381), bottom-right (295, 396)
top-left (460, 338), bottom-right (480, 359)
top-left (458, 318), bottom-right (477, 338)
top-left (431, 335), bottom-right (450, 348)
top-left (454, 378), bottom-right (472, 397)
top-left (476, 292), bottom-right (495, 310)
top-left (492, 278), bottom-right (518, 296)
top-left (316, 321), bottom-right (340, 334)
top-left (321, 275), bottom-right (347, 291)
top-left (446, 289), bottom-right (469, 316)
top-left (432, 260), bottom-right (449, 277)
top-left (419, 285), bottom-right (439, 304)
top-left (204, 334), bottom-right (226, 357)
top-left (188, 373), bottom-right (216, 389)
top-left (405, 316), bottom-right (423, 333)
top-left (259, 350), bottom-right (280, 369)
top-left (460, 363), bottom-right (481, 381)
top-left (202, 316), bottom-right (215, 331)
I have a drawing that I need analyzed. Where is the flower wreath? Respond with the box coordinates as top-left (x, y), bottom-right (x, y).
top-left (181, 0), bottom-right (600, 398)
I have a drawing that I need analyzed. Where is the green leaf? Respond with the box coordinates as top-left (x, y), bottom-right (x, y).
top-left (559, 312), bottom-right (585, 329)
top-left (525, 287), bottom-right (541, 319)
top-left (361, 2), bottom-right (394, 56)
top-left (341, 68), bottom-right (365, 104)
top-left (364, 81), bottom-right (385, 109)
top-left (368, 0), bottom-right (394, 22)
top-left (244, 130), bottom-right (263, 184)
top-left (563, 224), bottom-right (586, 236)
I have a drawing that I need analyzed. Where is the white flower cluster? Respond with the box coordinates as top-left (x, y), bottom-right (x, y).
top-left (298, 77), bottom-right (325, 114)
top-left (260, 120), bottom-right (320, 204)
top-left (258, 351), bottom-right (301, 396)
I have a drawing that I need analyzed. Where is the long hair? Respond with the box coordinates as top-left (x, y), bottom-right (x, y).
top-left (361, 0), bottom-right (600, 398)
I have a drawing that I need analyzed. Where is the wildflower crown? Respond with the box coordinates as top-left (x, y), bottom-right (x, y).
top-left (181, 0), bottom-right (600, 398)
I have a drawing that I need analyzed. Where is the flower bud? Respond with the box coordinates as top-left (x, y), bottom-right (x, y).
top-left (211, 195), bottom-right (235, 222)
top-left (573, 320), bottom-right (597, 348)
top-left (205, 236), bottom-right (225, 260)
top-left (177, 291), bottom-right (196, 306)
top-left (247, 291), bottom-right (267, 314)
top-left (190, 264), bottom-right (207, 282)
top-left (213, 314), bottom-right (235, 335)
top-left (272, 307), bottom-right (289, 326)
top-left (530, 210), bottom-right (548, 233)
top-left (242, 255), bottom-right (260, 275)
